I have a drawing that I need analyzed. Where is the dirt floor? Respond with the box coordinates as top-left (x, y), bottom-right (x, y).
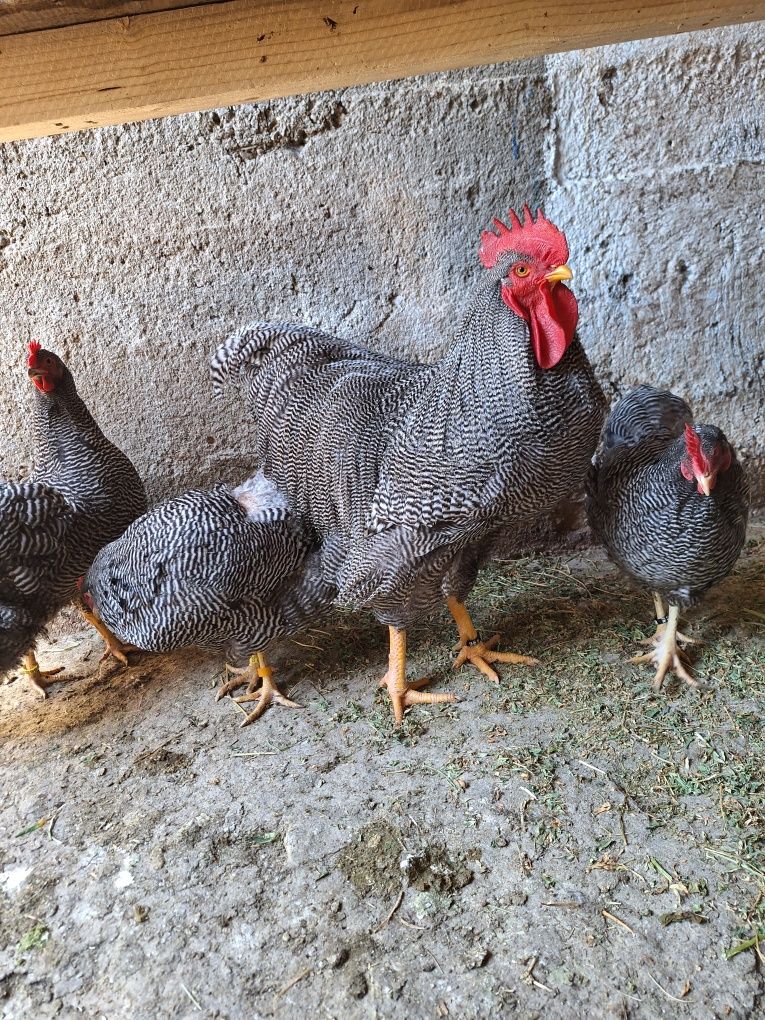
top-left (1, 520), bottom-right (763, 1020)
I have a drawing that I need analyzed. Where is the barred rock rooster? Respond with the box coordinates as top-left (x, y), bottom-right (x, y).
top-left (0, 343), bottom-right (147, 695)
top-left (587, 385), bottom-right (749, 689)
top-left (83, 472), bottom-right (334, 724)
top-left (212, 207), bottom-right (605, 723)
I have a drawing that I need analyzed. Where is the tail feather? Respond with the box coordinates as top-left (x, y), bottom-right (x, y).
top-left (599, 384), bottom-right (692, 456)
top-left (210, 322), bottom-right (342, 396)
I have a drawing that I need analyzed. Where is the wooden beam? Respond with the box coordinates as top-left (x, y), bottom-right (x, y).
top-left (0, 0), bottom-right (762, 143)
top-left (0, 1), bottom-right (214, 38)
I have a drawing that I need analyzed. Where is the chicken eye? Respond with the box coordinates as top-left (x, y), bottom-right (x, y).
top-left (514, 264), bottom-right (530, 277)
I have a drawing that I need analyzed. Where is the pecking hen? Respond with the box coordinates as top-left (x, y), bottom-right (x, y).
top-left (586, 384), bottom-right (749, 689)
top-left (0, 343), bottom-right (147, 695)
top-left (212, 207), bottom-right (605, 723)
top-left (83, 471), bottom-right (334, 724)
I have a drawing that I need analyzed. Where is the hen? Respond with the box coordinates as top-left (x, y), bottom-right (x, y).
top-left (212, 207), bottom-right (605, 723)
top-left (83, 472), bottom-right (334, 724)
top-left (586, 385), bottom-right (749, 689)
top-left (0, 343), bottom-right (147, 695)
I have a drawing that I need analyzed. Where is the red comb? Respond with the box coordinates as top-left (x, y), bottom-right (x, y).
top-left (684, 424), bottom-right (708, 472)
top-left (479, 205), bottom-right (569, 269)
top-left (27, 341), bottom-right (41, 367)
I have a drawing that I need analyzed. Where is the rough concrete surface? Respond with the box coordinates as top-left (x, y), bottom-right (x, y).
top-left (1, 19), bottom-right (764, 1020)
top-left (1, 523), bottom-right (763, 1018)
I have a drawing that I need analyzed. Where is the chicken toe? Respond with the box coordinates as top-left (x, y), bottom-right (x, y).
top-left (80, 607), bottom-right (137, 667)
top-left (218, 652), bottom-right (301, 725)
top-left (382, 626), bottom-right (456, 726)
top-left (629, 604), bottom-right (697, 691)
top-left (447, 598), bottom-right (538, 681)
top-left (19, 651), bottom-right (67, 699)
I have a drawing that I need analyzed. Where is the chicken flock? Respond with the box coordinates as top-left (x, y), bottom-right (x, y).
top-left (1, 208), bottom-right (751, 726)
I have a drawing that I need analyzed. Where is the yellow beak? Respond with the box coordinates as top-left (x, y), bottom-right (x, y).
top-left (546, 264), bottom-right (573, 284)
top-left (698, 474), bottom-right (714, 496)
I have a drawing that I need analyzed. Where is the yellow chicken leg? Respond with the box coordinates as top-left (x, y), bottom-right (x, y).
top-left (19, 651), bottom-right (66, 699)
top-left (217, 652), bottom-right (301, 726)
top-left (629, 602), bottom-right (697, 691)
top-left (447, 596), bottom-right (539, 681)
top-left (636, 593), bottom-right (696, 649)
top-left (80, 607), bottom-right (138, 666)
top-left (380, 626), bottom-right (456, 726)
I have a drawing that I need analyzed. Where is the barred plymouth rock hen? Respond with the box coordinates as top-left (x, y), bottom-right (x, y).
top-left (212, 207), bottom-right (605, 724)
top-left (587, 384), bottom-right (749, 690)
top-left (0, 343), bottom-right (147, 696)
top-left (83, 472), bottom-right (334, 724)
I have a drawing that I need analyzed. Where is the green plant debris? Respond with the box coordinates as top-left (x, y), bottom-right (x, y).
top-left (245, 831), bottom-right (280, 847)
top-left (660, 910), bottom-right (708, 926)
top-left (15, 817), bottom-right (49, 838)
top-left (724, 929), bottom-right (765, 960)
top-left (16, 923), bottom-right (49, 955)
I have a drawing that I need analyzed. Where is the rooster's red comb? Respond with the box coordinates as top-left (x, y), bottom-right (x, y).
top-left (479, 205), bottom-right (569, 269)
top-left (26, 340), bottom-right (41, 369)
top-left (684, 424), bottom-right (708, 471)
top-left (27, 341), bottom-right (41, 368)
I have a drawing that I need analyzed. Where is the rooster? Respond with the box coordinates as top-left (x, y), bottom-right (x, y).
top-left (83, 472), bottom-right (334, 724)
top-left (586, 385), bottom-right (749, 689)
top-left (212, 207), bottom-right (605, 723)
top-left (0, 343), bottom-right (147, 695)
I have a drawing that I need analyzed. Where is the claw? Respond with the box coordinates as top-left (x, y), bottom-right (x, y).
top-left (216, 662), bottom-right (258, 701)
top-left (236, 674), bottom-right (302, 726)
top-left (217, 653), bottom-right (301, 725)
top-left (99, 640), bottom-right (137, 667)
top-left (629, 603), bottom-right (698, 692)
top-left (19, 655), bottom-right (69, 699)
top-left (80, 607), bottom-right (136, 668)
top-left (382, 627), bottom-right (456, 726)
top-left (453, 632), bottom-right (539, 682)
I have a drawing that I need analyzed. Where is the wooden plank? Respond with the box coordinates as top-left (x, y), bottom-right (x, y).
top-left (0, 0), bottom-right (762, 143)
top-left (0, 2), bottom-right (214, 38)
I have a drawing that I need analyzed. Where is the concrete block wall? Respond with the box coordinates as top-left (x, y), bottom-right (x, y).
top-left (546, 26), bottom-right (765, 502)
top-left (0, 21), bottom-right (762, 506)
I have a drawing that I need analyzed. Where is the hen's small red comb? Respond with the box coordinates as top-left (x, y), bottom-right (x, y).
top-left (479, 205), bottom-right (569, 270)
top-left (27, 341), bottom-right (41, 368)
top-left (684, 424), bottom-right (708, 472)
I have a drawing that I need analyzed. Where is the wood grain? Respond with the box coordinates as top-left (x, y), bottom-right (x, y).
top-left (0, 0), bottom-right (762, 142)
top-left (0, 2), bottom-right (214, 38)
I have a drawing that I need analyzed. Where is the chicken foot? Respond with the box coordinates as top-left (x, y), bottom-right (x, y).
top-left (447, 596), bottom-right (539, 681)
top-left (17, 605), bottom-right (134, 698)
top-left (629, 602), bottom-right (697, 691)
top-left (79, 607), bottom-right (138, 666)
top-left (217, 652), bottom-right (301, 726)
top-left (19, 651), bottom-right (68, 699)
top-left (636, 592), bottom-right (695, 649)
top-left (380, 626), bottom-right (456, 726)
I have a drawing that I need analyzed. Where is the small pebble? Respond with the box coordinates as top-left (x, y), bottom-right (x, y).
top-left (328, 947), bottom-right (349, 968)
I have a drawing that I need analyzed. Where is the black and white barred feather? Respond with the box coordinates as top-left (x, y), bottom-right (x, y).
top-left (586, 385), bottom-right (749, 606)
top-left (212, 259), bottom-right (605, 629)
top-left (84, 471), bottom-right (334, 661)
top-left (0, 351), bottom-right (147, 673)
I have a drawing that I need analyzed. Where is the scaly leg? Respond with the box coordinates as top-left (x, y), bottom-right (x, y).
top-left (636, 592), bottom-right (695, 648)
top-left (79, 607), bottom-right (138, 666)
top-left (20, 651), bottom-right (66, 699)
top-left (629, 603), bottom-right (696, 691)
top-left (381, 626), bottom-right (456, 726)
top-left (217, 652), bottom-right (301, 727)
top-left (447, 596), bottom-right (539, 682)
